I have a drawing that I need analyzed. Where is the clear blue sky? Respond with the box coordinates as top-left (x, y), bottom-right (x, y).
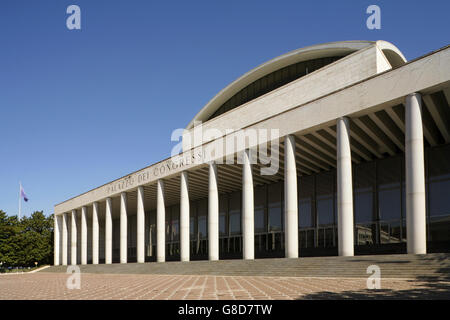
top-left (0, 0), bottom-right (448, 218)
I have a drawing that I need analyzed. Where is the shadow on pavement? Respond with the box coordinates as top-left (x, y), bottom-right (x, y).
top-left (299, 254), bottom-right (450, 299)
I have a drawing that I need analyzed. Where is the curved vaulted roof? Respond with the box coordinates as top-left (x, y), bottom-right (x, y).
top-left (186, 40), bottom-right (406, 129)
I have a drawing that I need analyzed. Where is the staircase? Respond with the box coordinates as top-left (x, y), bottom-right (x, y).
top-left (41, 253), bottom-right (450, 280)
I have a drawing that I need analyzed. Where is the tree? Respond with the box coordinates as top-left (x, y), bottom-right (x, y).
top-left (0, 210), bottom-right (54, 268)
top-left (0, 211), bottom-right (21, 266)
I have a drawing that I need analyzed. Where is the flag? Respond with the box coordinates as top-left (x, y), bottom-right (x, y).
top-left (20, 185), bottom-right (28, 202)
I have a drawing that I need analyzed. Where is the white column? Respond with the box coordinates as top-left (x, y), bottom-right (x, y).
top-left (81, 207), bottom-right (87, 265)
top-left (137, 187), bottom-right (145, 263)
top-left (337, 117), bottom-right (354, 256)
top-left (62, 213), bottom-right (68, 266)
top-left (156, 180), bottom-right (166, 262)
top-left (180, 171), bottom-right (190, 262)
top-left (208, 162), bottom-right (219, 261)
top-left (284, 135), bottom-right (298, 258)
top-left (120, 192), bottom-right (128, 264)
top-left (405, 93), bottom-right (427, 254)
top-left (71, 209), bottom-right (77, 265)
top-left (54, 215), bottom-right (60, 266)
top-left (105, 198), bottom-right (112, 264)
top-left (92, 202), bottom-right (99, 265)
top-left (242, 149), bottom-right (254, 260)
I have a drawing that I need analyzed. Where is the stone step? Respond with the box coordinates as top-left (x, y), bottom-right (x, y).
top-left (42, 253), bottom-right (450, 279)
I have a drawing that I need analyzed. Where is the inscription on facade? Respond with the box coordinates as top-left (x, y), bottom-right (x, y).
top-left (105, 149), bottom-right (204, 195)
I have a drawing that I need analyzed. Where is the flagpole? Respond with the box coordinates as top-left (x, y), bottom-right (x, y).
top-left (19, 181), bottom-right (22, 220)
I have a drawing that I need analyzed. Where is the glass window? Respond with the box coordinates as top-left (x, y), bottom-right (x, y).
top-left (316, 171), bottom-right (335, 226)
top-left (166, 207), bottom-right (172, 240)
top-left (197, 199), bottom-right (207, 239)
top-left (219, 194), bottom-right (228, 236)
top-left (128, 214), bottom-right (136, 249)
top-left (268, 182), bottom-right (283, 232)
top-left (428, 145), bottom-right (450, 217)
top-left (299, 175), bottom-right (314, 228)
top-left (354, 162), bottom-right (375, 224)
top-left (171, 205), bottom-right (180, 241)
top-left (148, 210), bottom-right (156, 246)
top-left (428, 145), bottom-right (450, 242)
top-left (254, 185), bottom-right (266, 233)
top-left (378, 156), bottom-right (403, 245)
top-left (378, 157), bottom-right (402, 221)
top-left (229, 191), bottom-right (241, 235)
top-left (190, 202), bottom-right (196, 238)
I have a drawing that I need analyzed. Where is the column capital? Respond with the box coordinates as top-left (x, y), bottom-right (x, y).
top-left (406, 92), bottom-right (421, 99)
top-left (338, 116), bottom-right (350, 123)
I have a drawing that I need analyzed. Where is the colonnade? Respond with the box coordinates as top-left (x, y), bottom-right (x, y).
top-left (53, 93), bottom-right (427, 266)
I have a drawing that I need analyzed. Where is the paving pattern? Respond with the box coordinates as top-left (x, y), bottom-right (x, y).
top-left (1, 272), bottom-right (449, 300)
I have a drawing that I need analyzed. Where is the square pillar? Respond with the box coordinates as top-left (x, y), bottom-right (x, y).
top-left (92, 202), bottom-right (99, 265)
top-left (62, 213), bottom-right (68, 266)
top-left (120, 192), bottom-right (128, 264)
top-left (156, 180), bottom-right (166, 262)
top-left (71, 210), bottom-right (77, 265)
top-left (180, 172), bottom-right (190, 262)
top-left (242, 149), bottom-right (254, 260)
top-left (105, 198), bottom-right (112, 264)
top-left (81, 207), bottom-right (87, 265)
top-left (137, 187), bottom-right (145, 263)
top-left (208, 163), bottom-right (219, 261)
top-left (337, 117), bottom-right (354, 256)
top-left (54, 214), bottom-right (60, 266)
top-left (284, 135), bottom-right (299, 258)
top-left (405, 93), bottom-right (427, 254)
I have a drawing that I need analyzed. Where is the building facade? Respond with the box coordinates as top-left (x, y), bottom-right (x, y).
top-left (53, 40), bottom-right (450, 265)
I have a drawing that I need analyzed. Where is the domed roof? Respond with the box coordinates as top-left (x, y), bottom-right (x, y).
top-left (186, 40), bottom-right (406, 129)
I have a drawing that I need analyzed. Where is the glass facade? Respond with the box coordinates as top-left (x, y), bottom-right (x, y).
top-left (254, 185), bottom-right (266, 233)
top-left (377, 157), bottom-right (403, 244)
top-left (166, 204), bottom-right (179, 257)
top-left (207, 56), bottom-right (343, 122)
top-left (190, 199), bottom-right (208, 258)
top-left (268, 182), bottom-right (283, 232)
top-left (219, 194), bottom-right (228, 236)
top-left (147, 210), bottom-right (156, 260)
top-left (427, 144), bottom-right (450, 244)
top-left (126, 144), bottom-right (450, 262)
top-left (354, 162), bottom-right (377, 245)
top-left (298, 175), bottom-right (315, 249)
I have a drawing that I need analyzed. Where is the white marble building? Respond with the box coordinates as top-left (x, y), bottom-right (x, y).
top-left (53, 40), bottom-right (450, 266)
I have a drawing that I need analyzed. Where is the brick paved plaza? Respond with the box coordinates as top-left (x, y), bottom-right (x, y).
top-left (1, 273), bottom-right (449, 300)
